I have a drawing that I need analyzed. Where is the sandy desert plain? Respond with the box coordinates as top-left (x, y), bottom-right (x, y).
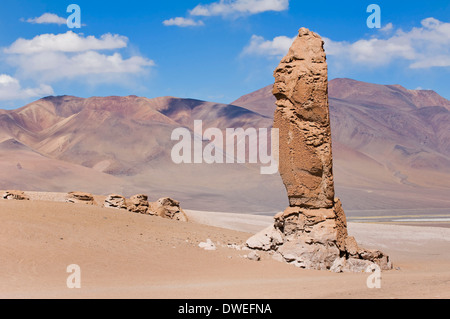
top-left (0, 191), bottom-right (449, 299)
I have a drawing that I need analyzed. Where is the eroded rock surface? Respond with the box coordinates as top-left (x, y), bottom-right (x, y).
top-left (127, 194), bottom-right (150, 214)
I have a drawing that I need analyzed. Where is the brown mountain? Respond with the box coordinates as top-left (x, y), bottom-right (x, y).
top-left (232, 78), bottom-right (450, 213)
top-left (0, 95), bottom-right (285, 213)
top-left (231, 85), bottom-right (277, 118)
top-left (1, 78), bottom-right (449, 215)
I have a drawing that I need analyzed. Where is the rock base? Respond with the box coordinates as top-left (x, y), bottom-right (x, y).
top-left (246, 198), bottom-right (392, 272)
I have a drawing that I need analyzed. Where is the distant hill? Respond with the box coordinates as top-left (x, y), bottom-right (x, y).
top-left (1, 78), bottom-right (449, 214)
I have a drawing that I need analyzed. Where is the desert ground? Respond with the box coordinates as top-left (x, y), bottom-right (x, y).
top-left (0, 196), bottom-right (449, 299)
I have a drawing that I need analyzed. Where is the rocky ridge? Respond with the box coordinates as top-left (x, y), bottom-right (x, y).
top-left (2, 189), bottom-right (188, 222)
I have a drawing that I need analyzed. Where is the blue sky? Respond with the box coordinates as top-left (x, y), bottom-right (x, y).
top-left (0, 0), bottom-right (449, 108)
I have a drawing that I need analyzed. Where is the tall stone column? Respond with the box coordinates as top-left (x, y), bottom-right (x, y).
top-left (273, 27), bottom-right (334, 209)
top-left (246, 28), bottom-right (392, 272)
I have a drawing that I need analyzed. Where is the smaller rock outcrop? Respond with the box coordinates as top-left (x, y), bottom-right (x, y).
top-left (104, 194), bottom-right (127, 210)
top-left (90, 192), bottom-right (188, 222)
top-left (66, 192), bottom-right (94, 205)
top-left (151, 197), bottom-right (189, 222)
top-left (126, 194), bottom-right (149, 214)
top-left (2, 190), bottom-right (30, 201)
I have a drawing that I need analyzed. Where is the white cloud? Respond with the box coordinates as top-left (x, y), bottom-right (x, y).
top-left (242, 34), bottom-right (295, 57)
top-left (9, 51), bottom-right (154, 81)
top-left (379, 22), bottom-right (394, 33)
top-left (190, 0), bottom-right (289, 16)
top-left (164, 0), bottom-right (289, 28)
top-left (324, 17), bottom-right (450, 68)
top-left (0, 74), bottom-right (54, 101)
top-left (3, 31), bottom-right (154, 82)
top-left (163, 17), bottom-right (204, 27)
top-left (24, 13), bottom-right (67, 25)
top-left (242, 18), bottom-right (450, 69)
top-left (5, 31), bottom-right (128, 54)
top-left (410, 55), bottom-right (450, 69)
top-left (323, 36), bottom-right (417, 66)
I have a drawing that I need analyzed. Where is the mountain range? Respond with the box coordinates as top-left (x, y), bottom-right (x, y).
top-left (1, 78), bottom-right (449, 215)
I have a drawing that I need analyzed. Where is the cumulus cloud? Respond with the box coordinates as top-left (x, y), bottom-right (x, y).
top-left (324, 17), bottom-right (450, 68)
top-left (3, 31), bottom-right (154, 82)
top-left (322, 36), bottom-right (417, 66)
top-left (379, 22), bottom-right (394, 33)
top-left (0, 74), bottom-right (54, 101)
top-left (242, 34), bottom-right (295, 57)
top-left (163, 17), bottom-right (204, 27)
top-left (164, 0), bottom-right (289, 27)
top-left (190, 0), bottom-right (290, 16)
top-left (9, 51), bottom-right (154, 81)
top-left (5, 31), bottom-right (128, 54)
top-left (242, 18), bottom-right (450, 69)
top-left (23, 13), bottom-right (67, 25)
